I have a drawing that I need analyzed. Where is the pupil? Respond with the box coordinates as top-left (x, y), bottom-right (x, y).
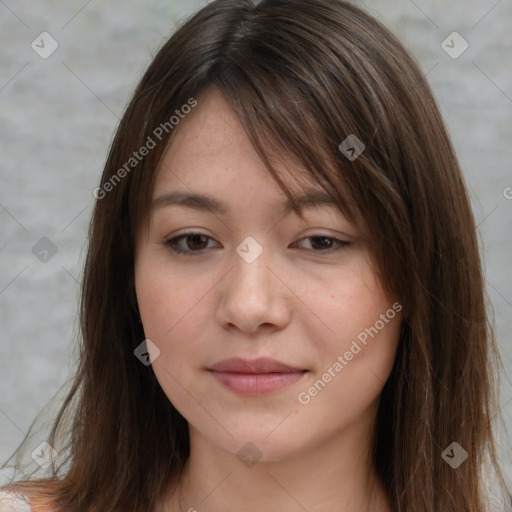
top-left (312, 237), bottom-right (331, 250)
top-left (189, 235), bottom-right (207, 250)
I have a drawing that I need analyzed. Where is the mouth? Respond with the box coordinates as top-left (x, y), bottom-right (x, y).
top-left (207, 357), bottom-right (308, 396)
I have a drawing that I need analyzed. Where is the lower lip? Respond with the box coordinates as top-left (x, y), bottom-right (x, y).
top-left (209, 370), bottom-right (307, 396)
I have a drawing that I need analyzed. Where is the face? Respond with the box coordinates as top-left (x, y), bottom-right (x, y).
top-left (134, 87), bottom-right (402, 462)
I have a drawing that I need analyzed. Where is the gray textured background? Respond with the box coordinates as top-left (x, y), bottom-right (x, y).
top-left (1, 0), bottom-right (511, 490)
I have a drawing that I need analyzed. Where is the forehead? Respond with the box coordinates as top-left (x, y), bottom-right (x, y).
top-left (163, 87), bottom-right (250, 158)
top-left (152, 88), bottom-right (337, 216)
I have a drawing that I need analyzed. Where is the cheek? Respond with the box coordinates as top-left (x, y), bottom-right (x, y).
top-left (134, 253), bottom-right (220, 405)
top-left (297, 300), bottom-right (401, 430)
top-left (304, 262), bottom-right (401, 399)
top-left (304, 259), bottom-right (399, 352)
top-left (135, 254), bottom-right (206, 342)
top-left (134, 258), bottom-right (207, 403)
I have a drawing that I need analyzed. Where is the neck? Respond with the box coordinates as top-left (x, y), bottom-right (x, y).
top-left (162, 408), bottom-right (391, 512)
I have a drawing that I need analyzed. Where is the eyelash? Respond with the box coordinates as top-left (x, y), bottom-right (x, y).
top-left (163, 231), bottom-right (351, 257)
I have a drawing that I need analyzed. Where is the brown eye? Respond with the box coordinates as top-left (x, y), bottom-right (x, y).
top-left (308, 236), bottom-right (336, 250)
top-left (184, 234), bottom-right (209, 251)
top-left (292, 236), bottom-right (350, 253)
top-left (164, 233), bottom-right (218, 256)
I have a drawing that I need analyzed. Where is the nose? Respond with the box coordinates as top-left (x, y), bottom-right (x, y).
top-left (215, 241), bottom-right (292, 335)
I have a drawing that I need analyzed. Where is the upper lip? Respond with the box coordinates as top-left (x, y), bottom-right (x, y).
top-left (208, 357), bottom-right (306, 374)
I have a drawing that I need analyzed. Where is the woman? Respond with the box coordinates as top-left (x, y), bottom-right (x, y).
top-left (1, 0), bottom-right (510, 510)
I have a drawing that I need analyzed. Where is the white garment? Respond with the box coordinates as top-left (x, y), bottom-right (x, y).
top-left (0, 491), bottom-right (31, 512)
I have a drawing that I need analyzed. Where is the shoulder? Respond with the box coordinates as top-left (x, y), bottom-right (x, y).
top-left (0, 490), bottom-right (32, 512)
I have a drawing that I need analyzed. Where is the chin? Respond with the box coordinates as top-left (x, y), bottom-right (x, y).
top-left (203, 423), bottom-right (311, 464)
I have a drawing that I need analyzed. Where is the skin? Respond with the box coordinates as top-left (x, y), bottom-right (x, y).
top-left (134, 87), bottom-right (401, 512)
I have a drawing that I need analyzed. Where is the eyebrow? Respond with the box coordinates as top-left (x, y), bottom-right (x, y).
top-left (151, 188), bottom-right (338, 217)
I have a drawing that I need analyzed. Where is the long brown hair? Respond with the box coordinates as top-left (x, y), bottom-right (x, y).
top-left (2, 0), bottom-right (510, 510)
